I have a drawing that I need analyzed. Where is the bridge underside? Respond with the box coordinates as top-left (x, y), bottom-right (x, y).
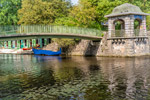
top-left (0, 33), bottom-right (102, 41)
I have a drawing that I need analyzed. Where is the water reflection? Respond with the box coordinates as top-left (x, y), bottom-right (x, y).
top-left (0, 55), bottom-right (150, 100)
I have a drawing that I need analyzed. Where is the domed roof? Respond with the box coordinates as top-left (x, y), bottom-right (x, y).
top-left (112, 3), bottom-right (142, 14)
top-left (105, 3), bottom-right (149, 18)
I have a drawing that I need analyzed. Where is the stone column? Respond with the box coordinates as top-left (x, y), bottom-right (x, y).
top-left (140, 16), bottom-right (147, 36)
top-left (125, 15), bottom-right (134, 37)
top-left (108, 18), bottom-right (114, 37)
top-left (125, 39), bottom-right (134, 55)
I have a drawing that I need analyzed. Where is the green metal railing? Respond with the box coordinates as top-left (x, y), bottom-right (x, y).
top-left (0, 25), bottom-right (102, 37)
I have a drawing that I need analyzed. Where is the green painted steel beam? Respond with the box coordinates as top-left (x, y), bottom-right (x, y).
top-left (27, 40), bottom-right (30, 48)
top-left (4, 41), bottom-right (7, 48)
top-left (8, 41), bottom-right (11, 49)
top-left (12, 41), bottom-right (15, 49)
top-left (17, 40), bottom-right (20, 49)
top-left (32, 39), bottom-right (36, 47)
top-left (44, 38), bottom-right (47, 46)
top-left (21, 40), bottom-right (25, 48)
top-left (39, 39), bottom-right (43, 48)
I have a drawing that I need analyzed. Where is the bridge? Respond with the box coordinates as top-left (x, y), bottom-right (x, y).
top-left (0, 25), bottom-right (102, 49)
top-left (0, 25), bottom-right (102, 39)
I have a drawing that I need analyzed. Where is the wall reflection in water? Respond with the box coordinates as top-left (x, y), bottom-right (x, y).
top-left (0, 55), bottom-right (150, 100)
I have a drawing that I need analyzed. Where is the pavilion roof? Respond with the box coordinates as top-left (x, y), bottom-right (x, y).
top-left (105, 3), bottom-right (149, 18)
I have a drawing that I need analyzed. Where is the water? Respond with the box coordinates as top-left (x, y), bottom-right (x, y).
top-left (0, 55), bottom-right (150, 100)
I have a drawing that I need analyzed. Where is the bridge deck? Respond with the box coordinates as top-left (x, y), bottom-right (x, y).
top-left (0, 25), bottom-right (102, 40)
top-left (0, 33), bottom-right (102, 41)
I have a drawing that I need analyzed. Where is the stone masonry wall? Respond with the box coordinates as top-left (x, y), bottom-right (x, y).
top-left (96, 37), bottom-right (150, 57)
top-left (69, 40), bottom-right (100, 56)
top-left (43, 37), bottom-right (150, 57)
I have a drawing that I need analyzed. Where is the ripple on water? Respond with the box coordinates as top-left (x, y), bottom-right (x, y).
top-left (0, 55), bottom-right (150, 100)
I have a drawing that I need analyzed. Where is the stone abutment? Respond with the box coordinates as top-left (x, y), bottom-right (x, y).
top-left (43, 35), bottom-right (150, 57)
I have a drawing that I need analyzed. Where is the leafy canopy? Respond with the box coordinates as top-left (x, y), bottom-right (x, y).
top-left (18, 0), bottom-right (70, 25)
top-left (0, 0), bottom-right (21, 25)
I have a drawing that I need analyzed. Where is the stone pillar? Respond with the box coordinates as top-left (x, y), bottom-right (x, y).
top-left (141, 16), bottom-right (147, 36)
top-left (125, 39), bottom-right (134, 55)
top-left (108, 18), bottom-right (114, 37)
top-left (125, 15), bottom-right (134, 37)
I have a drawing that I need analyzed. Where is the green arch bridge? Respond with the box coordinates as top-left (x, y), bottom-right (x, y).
top-left (0, 25), bottom-right (103, 49)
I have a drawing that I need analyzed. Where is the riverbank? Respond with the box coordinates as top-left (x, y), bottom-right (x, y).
top-left (0, 49), bottom-right (33, 54)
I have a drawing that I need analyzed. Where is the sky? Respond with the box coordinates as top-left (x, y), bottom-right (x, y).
top-left (71, 0), bottom-right (78, 5)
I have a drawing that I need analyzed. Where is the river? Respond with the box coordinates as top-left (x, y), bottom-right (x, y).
top-left (0, 54), bottom-right (150, 100)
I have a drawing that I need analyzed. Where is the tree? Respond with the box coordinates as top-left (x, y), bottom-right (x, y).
top-left (18, 0), bottom-right (70, 25)
top-left (0, 0), bottom-right (21, 25)
top-left (52, 38), bottom-right (76, 48)
top-left (69, 0), bottom-right (98, 28)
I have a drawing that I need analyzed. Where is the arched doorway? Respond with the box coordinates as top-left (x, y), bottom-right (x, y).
top-left (134, 19), bottom-right (142, 36)
top-left (113, 19), bottom-right (125, 37)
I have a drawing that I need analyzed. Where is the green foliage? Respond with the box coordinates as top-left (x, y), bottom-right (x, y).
top-left (54, 17), bottom-right (75, 26)
top-left (18, 0), bottom-right (70, 25)
top-left (52, 38), bottom-right (76, 47)
top-left (96, 0), bottom-right (127, 24)
top-left (69, 0), bottom-right (98, 28)
top-left (101, 33), bottom-right (104, 37)
top-left (1, 0), bottom-right (150, 30)
top-left (0, 0), bottom-right (21, 25)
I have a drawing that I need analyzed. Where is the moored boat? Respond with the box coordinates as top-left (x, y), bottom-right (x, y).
top-left (32, 48), bottom-right (61, 56)
top-left (23, 45), bottom-right (40, 50)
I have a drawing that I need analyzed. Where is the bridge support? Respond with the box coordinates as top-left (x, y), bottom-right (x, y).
top-left (39, 39), bottom-right (43, 48)
top-left (12, 41), bottom-right (15, 49)
top-left (21, 40), bottom-right (25, 48)
top-left (17, 40), bottom-right (20, 49)
top-left (32, 39), bottom-right (36, 47)
top-left (8, 41), bottom-right (11, 49)
top-left (44, 39), bottom-right (47, 46)
top-left (4, 41), bottom-right (7, 48)
top-left (27, 40), bottom-right (30, 48)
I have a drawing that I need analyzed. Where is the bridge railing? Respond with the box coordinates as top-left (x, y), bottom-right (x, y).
top-left (111, 29), bottom-right (146, 37)
top-left (111, 30), bottom-right (125, 37)
top-left (0, 25), bottom-right (102, 37)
